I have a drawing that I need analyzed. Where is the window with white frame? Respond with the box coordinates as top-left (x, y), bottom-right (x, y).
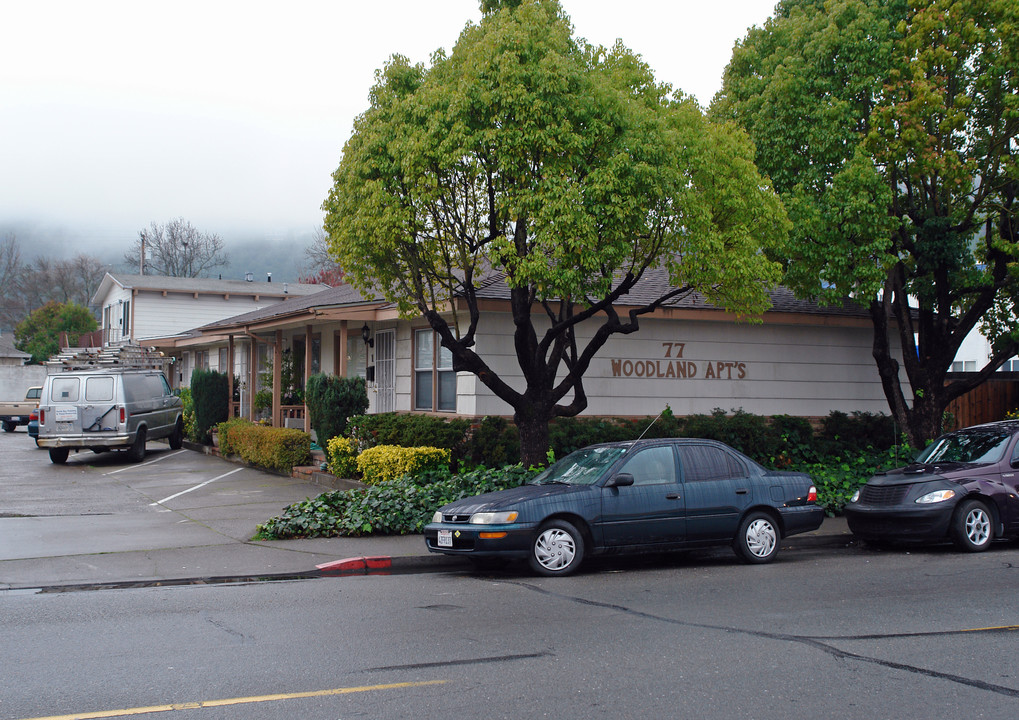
top-left (414, 328), bottom-right (455, 412)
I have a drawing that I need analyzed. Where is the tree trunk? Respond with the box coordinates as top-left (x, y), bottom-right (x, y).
top-left (515, 408), bottom-right (551, 469)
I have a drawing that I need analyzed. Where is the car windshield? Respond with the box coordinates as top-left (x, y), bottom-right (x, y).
top-left (915, 429), bottom-right (1012, 465)
top-left (528, 446), bottom-right (628, 486)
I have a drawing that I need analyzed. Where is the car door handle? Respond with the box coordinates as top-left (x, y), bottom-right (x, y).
top-left (735, 489), bottom-right (748, 495)
top-left (665, 493), bottom-right (681, 500)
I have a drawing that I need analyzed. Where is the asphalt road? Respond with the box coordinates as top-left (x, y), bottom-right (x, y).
top-left (3, 427), bottom-right (1019, 719)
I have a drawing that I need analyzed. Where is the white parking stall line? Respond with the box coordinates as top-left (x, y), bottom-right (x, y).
top-left (150, 467), bottom-right (245, 507)
top-left (104, 449), bottom-right (189, 475)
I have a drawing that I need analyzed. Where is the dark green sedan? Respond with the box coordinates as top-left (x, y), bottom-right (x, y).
top-left (424, 438), bottom-right (823, 576)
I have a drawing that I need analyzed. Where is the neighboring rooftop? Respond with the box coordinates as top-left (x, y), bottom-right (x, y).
top-left (0, 331), bottom-right (31, 363)
top-left (91, 272), bottom-right (329, 306)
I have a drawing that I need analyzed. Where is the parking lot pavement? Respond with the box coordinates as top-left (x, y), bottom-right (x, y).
top-left (0, 431), bottom-right (439, 589)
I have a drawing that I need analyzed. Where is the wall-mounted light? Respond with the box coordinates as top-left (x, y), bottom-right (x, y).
top-left (361, 324), bottom-right (374, 348)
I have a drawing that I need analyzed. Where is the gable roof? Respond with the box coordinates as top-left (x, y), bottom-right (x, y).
top-left (91, 272), bottom-right (328, 306)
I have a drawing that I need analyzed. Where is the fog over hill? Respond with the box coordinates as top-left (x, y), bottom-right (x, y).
top-left (4, 221), bottom-right (317, 284)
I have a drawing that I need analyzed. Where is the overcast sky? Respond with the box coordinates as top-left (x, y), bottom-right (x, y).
top-left (2, 0), bottom-right (778, 258)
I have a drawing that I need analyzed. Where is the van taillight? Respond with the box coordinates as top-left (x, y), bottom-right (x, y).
top-left (39, 409), bottom-right (45, 424)
top-left (120, 407), bottom-right (126, 424)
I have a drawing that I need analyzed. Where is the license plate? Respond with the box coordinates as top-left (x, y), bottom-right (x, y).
top-left (437, 529), bottom-right (453, 548)
top-left (10, 416), bottom-right (22, 422)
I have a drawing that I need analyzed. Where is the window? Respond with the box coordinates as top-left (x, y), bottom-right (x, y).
top-left (618, 446), bottom-right (676, 486)
top-left (51, 377), bottom-right (80, 403)
top-left (85, 377), bottom-right (115, 402)
top-left (218, 348), bottom-right (229, 373)
top-left (346, 336), bottom-right (366, 379)
top-left (414, 328), bottom-right (456, 412)
top-left (680, 445), bottom-right (745, 482)
top-left (121, 300), bottom-right (130, 336)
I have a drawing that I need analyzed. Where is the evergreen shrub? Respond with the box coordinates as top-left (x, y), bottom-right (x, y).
top-left (191, 369), bottom-right (229, 443)
top-left (305, 374), bottom-right (368, 446)
top-left (217, 418), bottom-right (312, 473)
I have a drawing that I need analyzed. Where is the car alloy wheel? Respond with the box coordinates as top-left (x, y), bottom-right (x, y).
top-left (529, 520), bottom-right (584, 576)
top-left (733, 512), bottom-right (780, 564)
top-left (951, 499), bottom-right (993, 552)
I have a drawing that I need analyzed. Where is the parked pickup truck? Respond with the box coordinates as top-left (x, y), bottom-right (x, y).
top-left (1, 386), bottom-right (42, 432)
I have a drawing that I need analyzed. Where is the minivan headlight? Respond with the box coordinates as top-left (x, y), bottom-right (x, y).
top-left (849, 490), bottom-right (860, 503)
top-left (915, 489), bottom-right (956, 504)
top-left (469, 511), bottom-right (519, 524)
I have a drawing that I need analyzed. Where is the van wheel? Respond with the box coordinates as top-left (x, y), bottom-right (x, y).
top-left (127, 428), bottom-right (147, 463)
top-left (169, 417), bottom-right (184, 450)
top-left (49, 447), bottom-right (69, 464)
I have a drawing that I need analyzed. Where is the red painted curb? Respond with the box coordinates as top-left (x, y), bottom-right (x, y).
top-left (316, 556), bottom-right (393, 575)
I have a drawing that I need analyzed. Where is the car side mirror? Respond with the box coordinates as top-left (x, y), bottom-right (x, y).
top-left (605, 473), bottom-right (634, 488)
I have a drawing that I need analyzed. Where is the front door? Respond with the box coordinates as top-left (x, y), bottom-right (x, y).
top-left (375, 329), bottom-right (396, 413)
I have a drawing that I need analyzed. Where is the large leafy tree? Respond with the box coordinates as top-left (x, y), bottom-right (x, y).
top-left (713, 0), bottom-right (1019, 446)
top-left (323, 0), bottom-right (787, 466)
top-left (14, 301), bottom-right (98, 364)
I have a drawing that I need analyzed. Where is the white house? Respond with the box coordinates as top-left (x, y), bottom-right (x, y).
top-left (91, 273), bottom-right (328, 389)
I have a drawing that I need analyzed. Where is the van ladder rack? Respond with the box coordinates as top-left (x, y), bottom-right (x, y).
top-left (45, 345), bottom-right (168, 373)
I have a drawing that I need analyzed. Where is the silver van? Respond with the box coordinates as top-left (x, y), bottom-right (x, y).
top-left (37, 368), bottom-right (183, 464)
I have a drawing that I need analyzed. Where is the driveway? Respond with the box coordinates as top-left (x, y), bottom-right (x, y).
top-left (0, 429), bottom-right (428, 589)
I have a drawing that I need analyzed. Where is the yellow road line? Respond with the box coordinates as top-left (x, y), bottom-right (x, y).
top-left (18, 680), bottom-right (448, 720)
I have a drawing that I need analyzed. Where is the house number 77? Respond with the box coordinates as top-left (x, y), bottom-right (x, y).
top-left (661, 343), bottom-right (685, 358)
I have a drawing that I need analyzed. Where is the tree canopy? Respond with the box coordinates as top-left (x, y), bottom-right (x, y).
top-left (15, 301), bottom-right (98, 364)
top-left (323, 0), bottom-right (788, 465)
top-left (712, 0), bottom-right (1019, 445)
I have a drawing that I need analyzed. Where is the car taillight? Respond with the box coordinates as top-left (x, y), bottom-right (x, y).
top-left (808, 485), bottom-right (817, 503)
top-left (120, 407), bottom-right (126, 424)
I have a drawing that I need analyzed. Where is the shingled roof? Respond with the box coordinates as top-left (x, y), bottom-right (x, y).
top-left (193, 268), bottom-right (869, 334)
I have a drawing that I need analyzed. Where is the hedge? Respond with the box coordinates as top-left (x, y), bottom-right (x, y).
top-left (217, 418), bottom-right (312, 473)
top-left (356, 444), bottom-right (451, 485)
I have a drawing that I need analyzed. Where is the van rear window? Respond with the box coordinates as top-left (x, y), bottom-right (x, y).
top-left (85, 377), bottom-right (115, 402)
top-left (51, 377), bottom-right (80, 403)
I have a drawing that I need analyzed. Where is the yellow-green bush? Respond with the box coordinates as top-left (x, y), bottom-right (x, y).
top-left (326, 436), bottom-right (359, 478)
top-left (356, 444), bottom-right (450, 485)
top-left (218, 418), bottom-right (312, 473)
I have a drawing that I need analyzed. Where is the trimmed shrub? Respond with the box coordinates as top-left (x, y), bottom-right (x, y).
top-left (217, 418), bottom-right (312, 473)
top-left (191, 368), bottom-right (230, 443)
top-left (305, 374), bottom-right (369, 446)
top-left (356, 444), bottom-right (451, 485)
top-left (346, 413), bottom-right (471, 468)
top-left (326, 436), bottom-right (358, 478)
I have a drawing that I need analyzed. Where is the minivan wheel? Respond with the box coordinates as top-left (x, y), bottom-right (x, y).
top-left (733, 512), bottom-right (780, 564)
top-left (49, 447), bottom-right (69, 464)
top-left (529, 519), bottom-right (584, 576)
top-left (951, 499), bottom-right (993, 552)
top-left (169, 417), bottom-right (184, 450)
top-left (127, 428), bottom-right (147, 463)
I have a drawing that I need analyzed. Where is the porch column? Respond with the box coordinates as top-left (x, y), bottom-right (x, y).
top-left (304, 323), bottom-right (313, 433)
top-left (248, 336), bottom-right (258, 420)
top-left (272, 330), bottom-right (282, 428)
top-left (337, 321), bottom-right (348, 377)
top-left (227, 335), bottom-right (235, 417)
